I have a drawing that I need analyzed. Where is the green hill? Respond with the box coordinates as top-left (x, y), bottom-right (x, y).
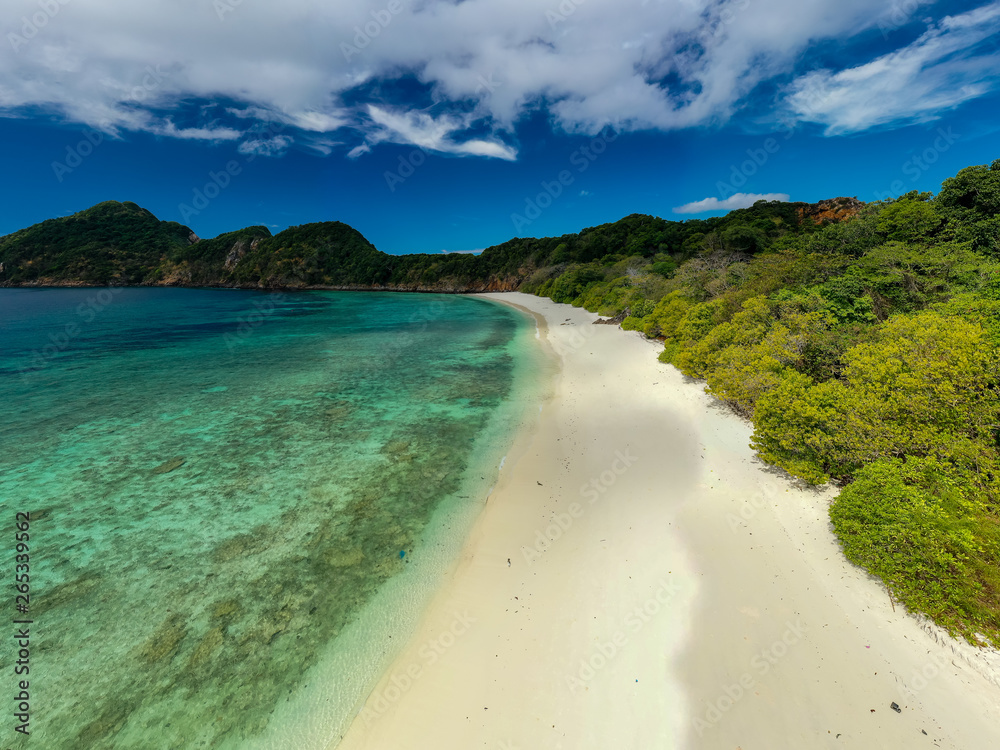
top-left (0, 196), bottom-right (861, 290)
top-left (0, 201), bottom-right (196, 285)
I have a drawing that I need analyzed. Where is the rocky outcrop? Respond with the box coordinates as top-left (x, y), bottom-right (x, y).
top-left (220, 237), bottom-right (262, 270)
top-left (594, 307), bottom-right (630, 325)
top-left (797, 197), bottom-right (864, 225)
top-left (224, 239), bottom-right (248, 270)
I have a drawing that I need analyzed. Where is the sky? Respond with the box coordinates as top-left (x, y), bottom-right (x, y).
top-left (1, 0), bottom-right (999, 254)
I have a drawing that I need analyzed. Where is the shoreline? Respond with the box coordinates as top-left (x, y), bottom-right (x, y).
top-left (332, 292), bottom-right (1000, 749)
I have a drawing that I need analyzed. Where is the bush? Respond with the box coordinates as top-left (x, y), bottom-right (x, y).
top-left (831, 457), bottom-right (1000, 646)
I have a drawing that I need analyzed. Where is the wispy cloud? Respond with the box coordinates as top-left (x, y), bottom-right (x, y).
top-left (673, 192), bottom-right (790, 214)
top-left (237, 135), bottom-right (294, 157)
top-left (362, 106), bottom-right (517, 160)
top-left (784, 1), bottom-right (1000, 134)
top-left (151, 120), bottom-right (241, 141)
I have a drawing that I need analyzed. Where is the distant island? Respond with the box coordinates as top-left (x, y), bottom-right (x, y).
top-left (0, 196), bottom-right (861, 291)
top-left (4, 159), bottom-right (999, 648)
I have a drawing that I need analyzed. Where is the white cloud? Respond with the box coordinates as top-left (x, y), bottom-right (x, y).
top-left (306, 138), bottom-right (342, 156)
top-left (785, 1), bottom-right (1000, 134)
top-left (151, 120), bottom-right (240, 141)
top-left (363, 105), bottom-right (517, 160)
top-left (673, 192), bottom-right (790, 214)
top-left (236, 135), bottom-right (294, 157)
top-left (0, 0), bottom-right (996, 155)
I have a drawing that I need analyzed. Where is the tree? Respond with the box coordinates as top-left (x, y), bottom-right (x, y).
top-left (875, 198), bottom-right (943, 244)
top-left (937, 161), bottom-right (1000, 218)
top-left (830, 456), bottom-right (1000, 645)
top-left (751, 370), bottom-right (847, 484)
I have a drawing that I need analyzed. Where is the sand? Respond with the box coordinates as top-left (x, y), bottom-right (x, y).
top-left (331, 292), bottom-right (1000, 750)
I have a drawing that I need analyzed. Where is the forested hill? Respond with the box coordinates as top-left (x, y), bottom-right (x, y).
top-left (0, 196), bottom-right (860, 290)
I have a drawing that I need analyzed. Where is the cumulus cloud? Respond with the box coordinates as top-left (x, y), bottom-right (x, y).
top-left (1, 0), bottom-right (997, 156)
top-left (673, 192), bottom-right (790, 214)
top-left (785, 1), bottom-right (1000, 134)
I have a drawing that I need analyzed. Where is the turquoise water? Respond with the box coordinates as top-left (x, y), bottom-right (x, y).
top-left (0, 288), bottom-right (543, 749)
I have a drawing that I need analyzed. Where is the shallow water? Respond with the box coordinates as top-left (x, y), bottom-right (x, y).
top-left (0, 288), bottom-right (541, 749)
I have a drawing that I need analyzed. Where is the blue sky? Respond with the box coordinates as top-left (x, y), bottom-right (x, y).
top-left (1, 0), bottom-right (999, 254)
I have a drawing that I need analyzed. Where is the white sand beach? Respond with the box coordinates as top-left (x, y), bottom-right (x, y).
top-left (332, 291), bottom-right (1000, 750)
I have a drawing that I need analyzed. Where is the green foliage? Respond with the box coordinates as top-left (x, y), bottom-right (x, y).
top-left (751, 371), bottom-right (847, 484)
top-left (836, 312), bottom-right (999, 467)
top-left (0, 201), bottom-right (194, 285)
top-left (937, 161), bottom-right (1000, 255)
top-left (642, 291), bottom-right (693, 338)
top-left (545, 265), bottom-right (605, 304)
top-left (752, 310), bottom-right (1000, 484)
top-left (650, 260), bottom-right (677, 277)
top-left (831, 458), bottom-right (1000, 646)
top-left (231, 221), bottom-right (393, 287)
top-left (937, 161), bottom-right (1000, 218)
top-left (875, 198), bottom-right (943, 244)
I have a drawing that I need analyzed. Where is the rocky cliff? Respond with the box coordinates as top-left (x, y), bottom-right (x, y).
top-left (797, 197), bottom-right (865, 224)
